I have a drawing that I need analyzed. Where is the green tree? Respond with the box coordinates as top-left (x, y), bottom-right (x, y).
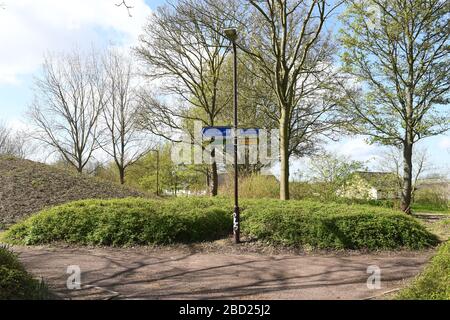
top-left (126, 144), bottom-right (205, 195)
top-left (222, 0), bottom-right (343, 200)
top-left (340, 0), bottom-right (450, 213)
top-left (135, 0), bottom-right (232, 196)
top-left (309, 152), bottom-right (366, 185)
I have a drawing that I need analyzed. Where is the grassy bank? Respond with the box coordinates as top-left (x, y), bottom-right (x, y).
top-left (397, 240), bottom-right (450, 300)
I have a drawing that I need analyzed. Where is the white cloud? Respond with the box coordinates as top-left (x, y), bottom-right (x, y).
top-left (438, 136), bottom-right (450, 152)
top-left (0, 0), bottom-right (152, 84)
top-left (326, 136), bottom-right (385, 164)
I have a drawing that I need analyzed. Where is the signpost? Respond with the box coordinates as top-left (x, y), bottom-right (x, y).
top-left (202, 123), bottom-right (260, 244)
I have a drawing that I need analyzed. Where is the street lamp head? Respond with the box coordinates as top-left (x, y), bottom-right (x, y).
top-left (224, 28), bottom-right (238, 42)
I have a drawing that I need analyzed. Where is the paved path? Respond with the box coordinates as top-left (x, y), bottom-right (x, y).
top-left (12, 245), bottom-right (432, 300)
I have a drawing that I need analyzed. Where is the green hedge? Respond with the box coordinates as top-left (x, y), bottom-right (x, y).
top-left (3, 198), bottom-right (232, 246)
top-left (240, 200), bottom-right (439, 250)
top-left (0, 246), bottom-right (50, 300)
top-left (397, 241), bottom-right (450, 300)
top-left (2, 197), bottom-right (439, 250)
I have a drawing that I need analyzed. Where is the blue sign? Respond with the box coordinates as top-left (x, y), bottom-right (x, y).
top-left (202, 127), bottom-right (260, 138)
top-left (202, 126), bottom-right (231, 138)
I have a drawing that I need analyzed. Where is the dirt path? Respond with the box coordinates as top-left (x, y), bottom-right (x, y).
top-left (10, 244), bottom-right (433, 300)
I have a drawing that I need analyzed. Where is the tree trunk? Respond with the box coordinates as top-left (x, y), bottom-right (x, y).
top-left (76, 160), bottom-right (83, 174)
top-left (401, 141), bottom-right (413, 214)
top-left (119, 167), bottom-right (125, 185)
top-left (279, 110), bottom-right (290, 200)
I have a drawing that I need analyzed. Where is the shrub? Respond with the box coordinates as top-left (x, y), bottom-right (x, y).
top-left (219, 174), bottom-right (279, 199)
top-left (0, 246), bottom-right (50, 300)
top-left (240, 200), bottom-right (439, 250)
top-left (3, 198), bottom-right (232, 246)
top-left (397, 241), bottom-right (450, 300)
top-left (2, 197), bottom-right (439, 250)
top-left (413, 187), bottom-right (449, 212)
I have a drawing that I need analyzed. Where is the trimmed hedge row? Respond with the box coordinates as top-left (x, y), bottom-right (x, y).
top-left (2, 197), bottom-right (439, 250)
top-left (240, 204), bottom-right (438, 250)
top-left (3, 198), bottom-right (232, 246)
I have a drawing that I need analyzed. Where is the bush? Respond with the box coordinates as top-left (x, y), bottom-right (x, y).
top-left (3, 198), bottom-right (232, 246)
top-left (413, 188), bottom-right (449, 212)
top-left (0, 246), bottom-right (50, 300)
top-left (219, 174), bottom-right (279, 199)
top-left (397, 241), bottom-right (450, 300)
top-left (240, 200), bottom-right (439, 250)
top-left (2, 197), bottom-right (439, 250)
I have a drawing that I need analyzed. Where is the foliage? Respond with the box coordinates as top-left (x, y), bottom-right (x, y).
top-left (240, 200), bottom-right (438, 250)
top-left (125, 145), bottom-right (206, 194)
top-left (2, 198), bottom-right (232, 246)
top-left (426, 218), bottom-right (450, 242)
top-left (309, 152), bottom-right (366, 185)
top-left (413, 188), bottom-right (449, 212)
top-left (2, 197), bottom-right (439, 250)
top-left (219, 174), bottom-right (279, 199)
top-left (397, 240), bottom-right (450, 300)
top-left (0, 246), bottom-right (50, 300)
top-left (339, 0), bottom-right (450, 212)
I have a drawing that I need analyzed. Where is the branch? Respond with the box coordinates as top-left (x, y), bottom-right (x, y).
top-left (116, 0), bottom-right (133, 17)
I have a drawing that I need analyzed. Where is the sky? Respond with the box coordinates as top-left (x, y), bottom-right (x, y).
top-left (0, 0), bottom-right (449, 177)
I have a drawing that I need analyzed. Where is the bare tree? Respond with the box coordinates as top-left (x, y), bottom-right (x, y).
top-left (377, 146), bottom-right (433, 202)
top-left (0, 123), bottom-right (31, 158)
top-left (29, 51), bottom-right (105, 173)
top-left (201, 0), bottom-right (344, 200)
top-left (100, 50), bottom-right (150, 184)
top-left (0, 122), bottom-right (13, 155)
top-left (135, 0), bottom-right (232, 196)
top-left (116, 0), bottom-right (133, 17)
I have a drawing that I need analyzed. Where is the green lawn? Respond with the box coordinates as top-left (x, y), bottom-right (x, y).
top-left (412, 203), bottom-right (450, 214)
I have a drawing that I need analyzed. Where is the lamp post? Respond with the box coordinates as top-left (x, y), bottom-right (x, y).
top-left (224, 28), bottom-right (240, 244)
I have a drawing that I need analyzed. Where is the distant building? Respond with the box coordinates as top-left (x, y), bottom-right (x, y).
top-left (337, 171), bottom-right (400, 200)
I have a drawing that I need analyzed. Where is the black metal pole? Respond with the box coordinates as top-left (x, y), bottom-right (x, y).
top-left (232, 40), bottom-right (240, 244)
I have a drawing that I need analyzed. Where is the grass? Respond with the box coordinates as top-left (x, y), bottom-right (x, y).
top-left (412, 203), bottom-right (450, 214)
top-left (425, 218), bottom-right (450, 242)
top-left (397, 240), bottom-right (450, 300)
top-left (0, 245), bottom-right (51, 300)
top-left (2, 197), bottom-right (439, 250)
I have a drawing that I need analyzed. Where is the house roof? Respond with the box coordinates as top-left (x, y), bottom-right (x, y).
top-left (352, 171), bottom-right (399, 190)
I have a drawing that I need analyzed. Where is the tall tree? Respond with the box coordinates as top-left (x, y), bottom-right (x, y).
top-left (202, 0), bottom-right (343, 199)
top-left (29, 51), bottom-right (105, 173)
top-left (340, 0), bottom-right (450, 213)
top-left (135, 0), bottom-right (232, 196)
top-left (100, 50), bottom-right (149, 184)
